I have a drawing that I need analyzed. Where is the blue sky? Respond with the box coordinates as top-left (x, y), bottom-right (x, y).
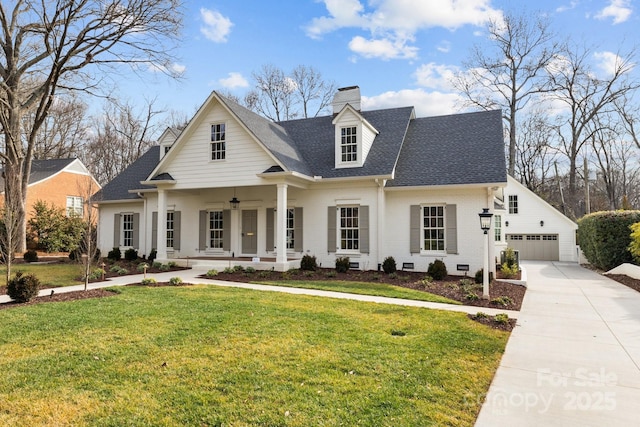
top-left (128, 0), bottom-right (638, 121)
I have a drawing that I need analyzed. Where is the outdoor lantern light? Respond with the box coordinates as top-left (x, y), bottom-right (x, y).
top-left (540, 220), bottom-right (544, 227)
top-left (505, 220), bottom-right (509, 227)
top-left (478, 208), bottom-right (493, 234)
top-left (229, 189), bottom-right (240, 209)
top-left (478, 208), bottom-right (494, 299)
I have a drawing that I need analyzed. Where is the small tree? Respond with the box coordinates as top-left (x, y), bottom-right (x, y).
top-left (27, 201), bottom-right (84, 253)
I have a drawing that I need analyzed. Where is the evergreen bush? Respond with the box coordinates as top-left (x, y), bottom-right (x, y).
top-left (23, 250), bottom-right (38, 263)
top-left (382, 256), bottom-right (397, 274)
top-left (335, 256), bottom-right (350, 273)
top-left (124, 248), bottom-right (138, 261)
top-left (578, 210), bottom-right (640, 270)
top-left (7, 272), bottom-right (41, 302)
top-left (300, 254), bottom-right (318, 271)
top-left (107, 247), bottom-right (122, 261)
top-left (427, 259), bottom-right (448, 280)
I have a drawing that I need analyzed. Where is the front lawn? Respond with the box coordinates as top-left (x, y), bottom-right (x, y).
top-left (0, 262), bottom-right (84, 288)
top-left (0, 285), bottom-right (508, 426)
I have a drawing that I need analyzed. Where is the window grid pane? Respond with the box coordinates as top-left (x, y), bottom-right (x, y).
top-left (208, 211), bottom-right (224, 249)
top-left (508, 195), bottom-right (518, 214)
top-left (422, 206), bottom-right (445, 251)
top-left (341, 126), bottom-right (357, 162)
top-left (339, 206), bottom-right (359, 250)
top-left (494, 214), bottom-right (502, 242)
top-left (211, 123), bottom-right (226, 160)
top-left (166, 212), bottom-right (174, 248)
top-left (123, 214), bottom-right (133, 247)
top-left (66, 196), bottom-right (83, 217)
top-left (286, 208), bottom-right (295, 250)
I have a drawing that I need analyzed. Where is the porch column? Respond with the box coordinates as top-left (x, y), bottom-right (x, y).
top-left (157, 188), bottom-right (168, 260)
top-left (376, 179), bottom-right (386, 270)
top-left (276, 183), bottom-right (288, 264)
top-left (487, 187), bottom-right (496, 275)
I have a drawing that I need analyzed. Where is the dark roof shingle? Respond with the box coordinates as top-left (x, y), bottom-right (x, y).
top-left (94, 146), bottom-right (160, 201)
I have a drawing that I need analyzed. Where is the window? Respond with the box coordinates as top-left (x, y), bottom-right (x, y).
top-left (508, 195), bottom-right (518, 214)
top-left (339, 206), bottom-right (359, 250)
top-left (494, 214), bottom-right (502, 242)
top-left (423, 206), bottom-right (445, 251)
top-left (340, 126), bottom-right (357, 162)
top-left (122, 214), bottom-right (134, 247)
top-left (166, 212), bottom-right (174, 249)
top-left (286, 208), bottom-right (295, 250)
top-left (66, 196), bottom-right (83, 217)
top-left (208, 211), bottom-right (224, 249)
top-left (211, 123), bottom-right (226, 160)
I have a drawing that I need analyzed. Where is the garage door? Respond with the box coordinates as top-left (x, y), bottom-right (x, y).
top-left (506, 234), bottom-right (559, 261)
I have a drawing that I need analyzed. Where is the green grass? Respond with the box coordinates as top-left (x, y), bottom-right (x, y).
top-left (0, 262), bottom-right (83, 288)
top-left (255, 279), bottom-right (461, 304)
top-left (0, 285), bottom-right (508, 426)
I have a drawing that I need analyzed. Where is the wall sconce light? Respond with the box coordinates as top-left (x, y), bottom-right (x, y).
top-left (540, 220), bottom-right (544, 227)
top-left (229, 188), bottom-right (240, 210)
top-left (505, 221), bottom-right (509, 227)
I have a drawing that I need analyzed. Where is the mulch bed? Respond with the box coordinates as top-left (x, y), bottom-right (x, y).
top-left (201, 268), bottom-right (527, 311)
top-left (605, 274), bottom-right (640, 293)
top-left (0, 289), bottom-right (118, 311)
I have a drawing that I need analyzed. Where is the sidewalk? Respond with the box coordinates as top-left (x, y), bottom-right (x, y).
top-left (0, 267), bottom-right (519, 317)
top-left (475, 261), bottom-right (640, 427)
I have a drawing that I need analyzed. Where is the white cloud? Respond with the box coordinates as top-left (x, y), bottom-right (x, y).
top-left (348, 36), bottom-right (418, 60)
top-left (362, 89), bottom-right (464, 117)
top-left (595, 0), bottom-right (632, 24)
top-left (218, 72), bottom-right (249, 89)
top-left (414, 63), bottom-right (459, 90)
top-left (593, 51), bottom-right (635, 76)
top-left (436, 40), bottom-right (451, 53)
top-left (147, 62), bottom-right (186, 76)
top-left (305, 0), bottom-right (502, 60)
top-left (556, 1), bottom-right (579, 13)
top-left (200, 8), bottom-right (233, 42)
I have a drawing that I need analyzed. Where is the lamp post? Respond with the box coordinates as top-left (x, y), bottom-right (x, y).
top-left (478, 208), bottom-right (493, 299)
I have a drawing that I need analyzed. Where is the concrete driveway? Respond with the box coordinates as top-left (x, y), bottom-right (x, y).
top-left (475, 261), bottom-right (640, 427)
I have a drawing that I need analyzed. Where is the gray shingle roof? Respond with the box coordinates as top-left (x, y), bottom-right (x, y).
top-left (278, 107), bottom-right (415, 178)
top-left (94, 146), bottom-right (160, 201)
top-left (97, 92), bottom-right (506, 202)
top-left (387, 109), bottom-right (507, 187)
top-left (0, 158), bottom-right (76, 188)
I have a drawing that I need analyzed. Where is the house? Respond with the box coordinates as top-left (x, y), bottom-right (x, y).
top-left (95, 86), bottom-right (509, 273)
top-left (494, 175), bottom-right (578, 262)
top-left (0, 158), bottom-right (101, 220)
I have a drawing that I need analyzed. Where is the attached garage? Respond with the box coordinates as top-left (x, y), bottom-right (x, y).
top-left (506, 234), bottom-right (559, 261)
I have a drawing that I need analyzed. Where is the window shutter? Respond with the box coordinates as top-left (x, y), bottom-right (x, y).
top-left (151, 212), bottom-right (158, 249)
top-left (410, 205), bottom-right (420, 253)
top-left (327, 206), bottom-right (336, 252)
top-left (198, 210), bottom-right (206, 251)
top-left (174, 211), bottom-right (181, 250)
top-left (294, 207), bottom-right (303, 252)
top-left (113, 214), bottom-right (121, 247)
top-left (266, 208), bottom-right (274, 251)
top-left (223, 210), bottom-right (231, 251)
top-left (132, 213), bottom-right (140, 249)
top-left (446, 204), bottom-right (458, 254)
top-left (359, 206), bottom-right (369, 253)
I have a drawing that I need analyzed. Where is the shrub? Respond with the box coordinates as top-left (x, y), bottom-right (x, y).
top-left (69, 249), bottom-right (81, 261)
top-left (168, 261), bottom-right (177, 268)
top-left (502, 247), bottom-right (518, 269)
top-left (300, 254), bottom-right (318, 271)
top-left (382, 256), bottom-right (397, 274)
top-left (159, 263), bottom-right (170, 271)
top-left (500, 262), bottom-right (519, 279)
top-left (148, 249), bottom-right (157, 264)
top-left (23, 250), bottom-right (38, 263)
top-left (152, 261), bottom-right (162, 269)
top-left (491, 296), bottom-right (514, 307)
top-left (233, 265), bottom-right (245, 273)
top-left (388, 272), bottom-right (398, 279)
top-left (7, 272), bottom-right (41, 302)
top-left (494, 313), bottom-right (509, 324)
top-left (107, 247), bottom-right (122, 261)
top-left (205, 269), bottom-right (219, 278)
top-left (245, 266), bottom-right (256, 274)
top-left (465, 292), bottom-right (479, 301)
top-left (335, 256), bottom-right (350, 273)
top-left (258, 271), bottom-right (271, 279)
top-left (124, 248), bottom-right (138, 261)
top-left (427, 259), bottom-right (447, 280)
top-left (459, 278), bottom-right (474, 288)
top-left (137, 263), bottom-right (149, 272)
top-left (325, 270), bottom-right (337, 278)
top-left (89, 268), bottom-right (106, 281)
top-left (27, 200), bottom-right (84, 253)
top-left (109, 265), bottom-right (122, 273)
top-left (222, 267), bottom-right (234, 274)
top-left (475, 311), bottom-right (489, 319)
top-left (169, 277), bottom-right (183, 286)
top-left (579, 210), bottom-right (640, 270)
top-left (141, 278), bottom-right (157, 285)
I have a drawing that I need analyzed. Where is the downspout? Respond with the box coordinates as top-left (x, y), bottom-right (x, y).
top-left (376, 178), bottom-right (386, 271)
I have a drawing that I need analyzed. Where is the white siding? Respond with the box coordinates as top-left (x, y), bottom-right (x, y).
top-left (503, 176), bottom-right (578, 262)
top-left (160, 102), bottom-right (277, 189)
top-left (97, 202), bottom-right (145, 255)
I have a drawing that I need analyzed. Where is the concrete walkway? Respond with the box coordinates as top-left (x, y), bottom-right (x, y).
top-left (0, 267), bottom-right (518, 317)
top-left (475, 261), bottom-right (640, 427)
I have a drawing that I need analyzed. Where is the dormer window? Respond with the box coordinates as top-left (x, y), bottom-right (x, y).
top-left (211, 123), bottom-right (226, 161)
top-left (341, 126), bottom-right (357, 162)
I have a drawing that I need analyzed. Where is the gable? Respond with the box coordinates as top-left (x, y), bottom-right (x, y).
top-left (151, 101), bottom-right (281, 189)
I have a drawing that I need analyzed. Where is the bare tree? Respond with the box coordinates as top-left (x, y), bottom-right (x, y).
top-left (548, 44), bottom-right (639, 218)
top-left (0, 176), bottom-right (22, 282)
top-left (81, 97), bottom-right (164, 185)
top-left (76, 177), bottom-right (100, 291)
top-left (244, 64), bottom-right (336, 121)
top-left (452, 10), bottom-right (560, 176)
top-left (0, 0), bottom-right (183, 252)
top-left (514, 109), bottom-right (558, 192)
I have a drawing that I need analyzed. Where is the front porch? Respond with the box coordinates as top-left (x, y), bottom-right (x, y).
top-left (161, 256), bottom-right (302, 272)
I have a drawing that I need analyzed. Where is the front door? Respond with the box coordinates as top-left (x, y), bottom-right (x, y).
top-left (242, 209), bottom-right (258, 254)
